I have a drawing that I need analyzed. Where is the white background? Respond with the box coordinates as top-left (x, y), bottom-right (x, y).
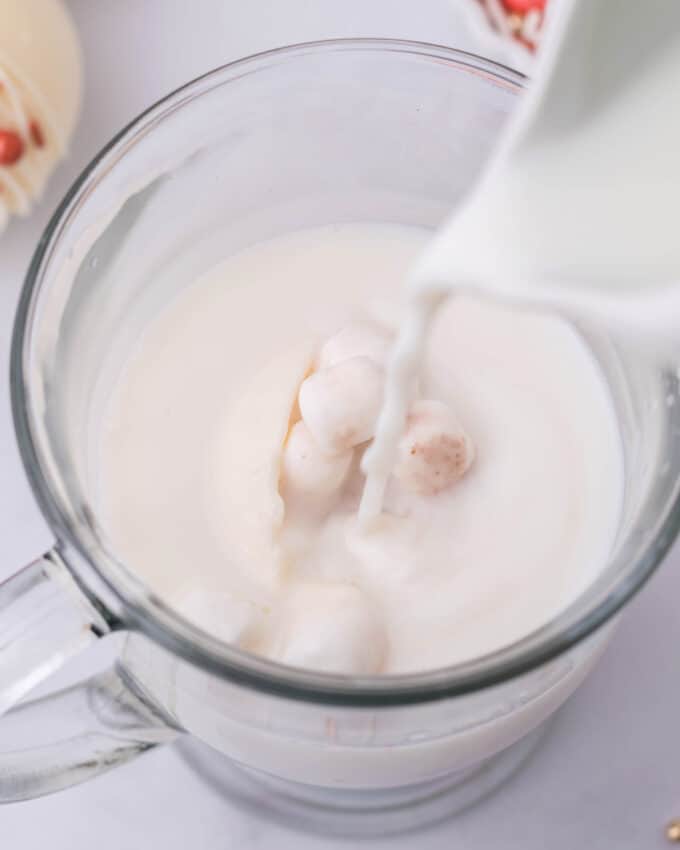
top-left (0, 2), bottom-right (679, 847)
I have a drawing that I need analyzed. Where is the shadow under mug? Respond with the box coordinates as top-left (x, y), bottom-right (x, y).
top-left (2, 41), bottom-right (679, 836)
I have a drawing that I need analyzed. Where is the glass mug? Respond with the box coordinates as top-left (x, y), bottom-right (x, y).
top-left (2, 41), bottom-right (678, 837)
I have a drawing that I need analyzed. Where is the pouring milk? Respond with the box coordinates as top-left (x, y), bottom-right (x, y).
top-left (361, 0), bottom-right (680, 521)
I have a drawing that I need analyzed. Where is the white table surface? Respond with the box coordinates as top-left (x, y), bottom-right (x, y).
top-left (1, 2), bottom-right (678, 847)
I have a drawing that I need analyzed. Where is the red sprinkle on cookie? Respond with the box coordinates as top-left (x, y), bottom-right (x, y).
top-left (0, 129), bottom-right (24, 165)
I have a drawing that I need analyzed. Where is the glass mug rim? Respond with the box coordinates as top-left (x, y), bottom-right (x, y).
top-left (9, 39), bottom-right (677, 707)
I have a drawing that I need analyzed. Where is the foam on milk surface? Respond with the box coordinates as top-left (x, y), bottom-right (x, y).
top-left (99, 223), bottom-right (623, 674)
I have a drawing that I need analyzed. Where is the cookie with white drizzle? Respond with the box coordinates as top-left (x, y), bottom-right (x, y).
top-left (0, 0), bottom-right (81, 231)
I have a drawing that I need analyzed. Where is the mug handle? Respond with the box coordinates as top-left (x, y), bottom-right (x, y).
top-left (0, 550), bottom-right (179, 802)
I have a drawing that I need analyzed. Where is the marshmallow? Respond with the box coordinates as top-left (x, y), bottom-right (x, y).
top-left (394, 399), bottom-right (475, 496)
top-left (215, 343), bottom-right (314, 587)
top-left (281, 420), bottom-right (352, 507)
top-left (317, 320), bottom-right (393, 369)
top-left (299, 356), bottom-right (385, 452)
top-left (169, 586), bottom-right (265, 648)
top-left (272, 582), bottom-right (387, 674)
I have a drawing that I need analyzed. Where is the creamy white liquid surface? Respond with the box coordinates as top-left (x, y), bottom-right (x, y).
top-left (99, 223), bottom-right (623, 674)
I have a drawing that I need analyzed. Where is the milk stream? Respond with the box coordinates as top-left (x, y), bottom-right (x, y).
top-left (361, 0), bottom-right (680, 521)
top-left (359, 291), bottom-right (441, 523)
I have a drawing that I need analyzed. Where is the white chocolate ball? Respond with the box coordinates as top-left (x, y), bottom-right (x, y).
top-left (272, 582), bottom-right (387, 675)
top-left (0, 0), bottom-right (82, 229)
top-left (394, 399), bottom-right (475, 496)
top-left (281, 421), bottom-right (352, 506)
top-left (317, 320), bottom-right (393, 369)
top-left (299, 356), bottom-right (385, 452)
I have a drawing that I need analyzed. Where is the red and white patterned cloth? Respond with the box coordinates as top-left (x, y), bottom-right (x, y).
top-left (476, 0), bottom-right (547, 52)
